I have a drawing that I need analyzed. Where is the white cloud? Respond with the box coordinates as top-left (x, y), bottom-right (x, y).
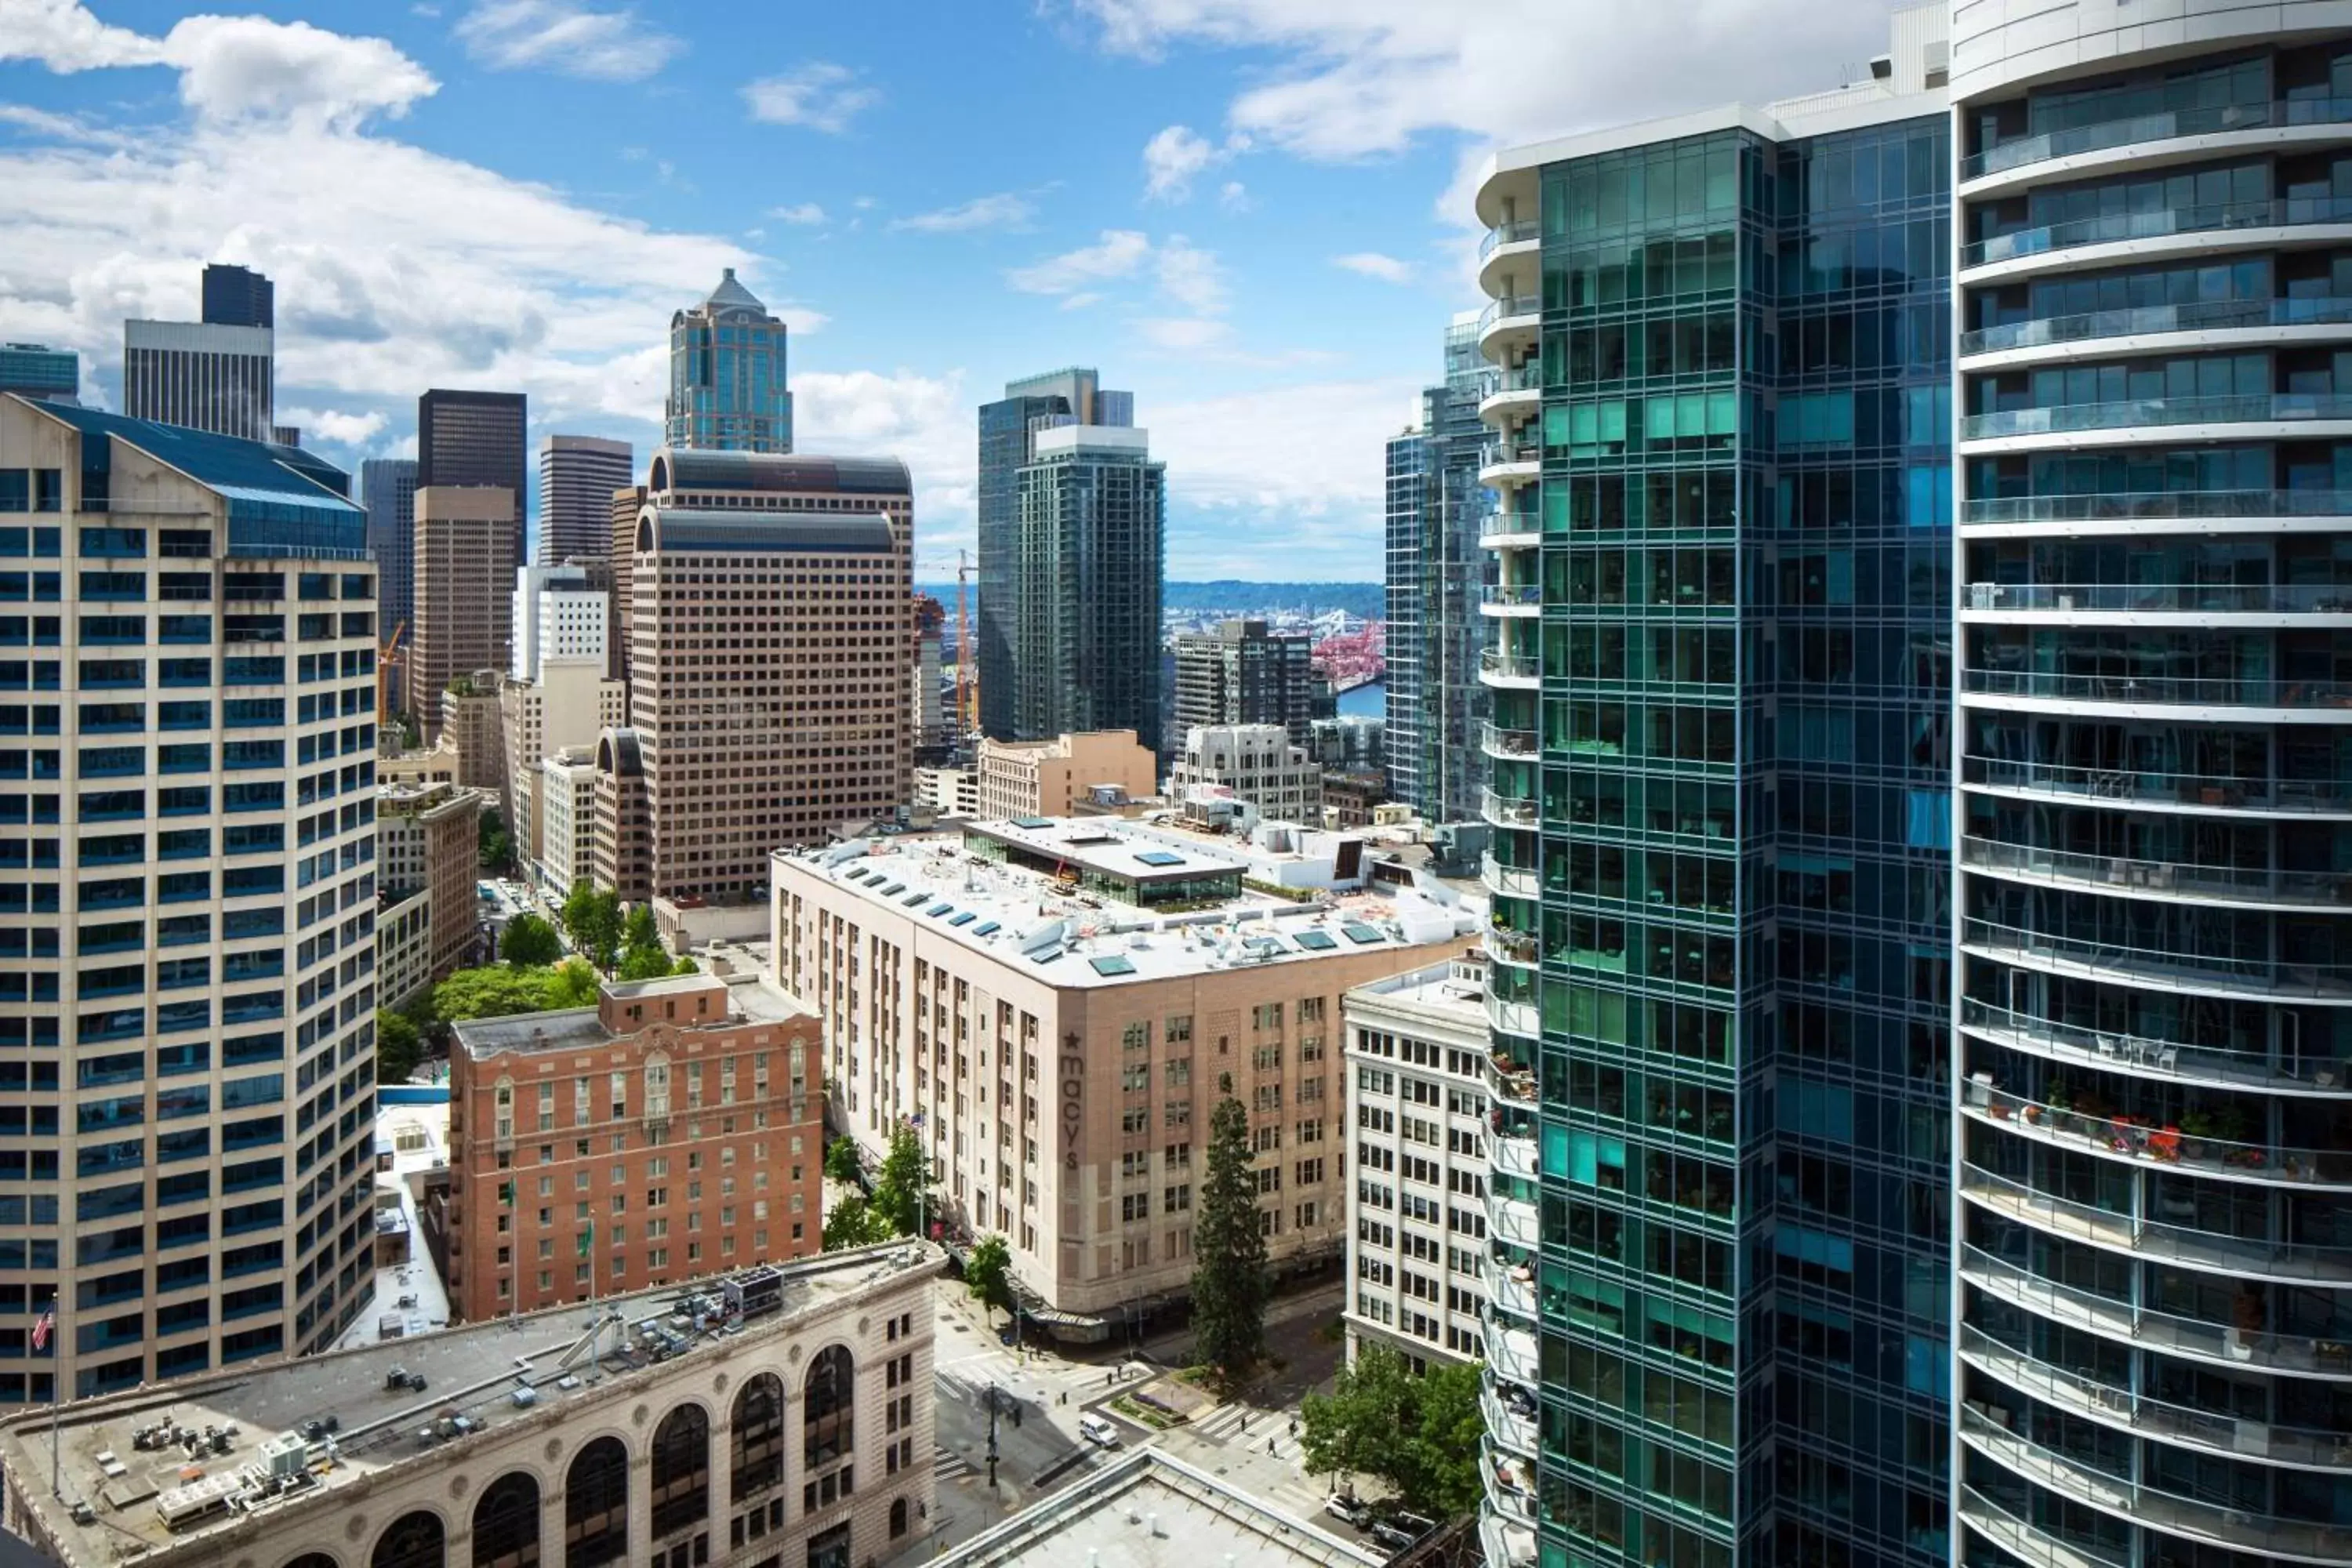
top-left (278, 406), bottom-right (388, 446)
top-left (1332, 250), bottom-right (1413, 284)
top-left (1142, 124), bottom-right (1214, 201)
top-left (0, 0), bottom-right (163, 71)
top-left (455, 0), bottom-right (681, 82)
top-left (888, 192), bottom-right (1035, 234)
top-left (1005, 230), bottom-right (1152, 296)
top-left (741, 61), bottom-right (878, 134)
top-left (768, 202), bottom-right (826, 225)
top-left (164, 15), bottom-right (437, 129)
top-left (1153, 236), bottom-right (1225, 314)
top-left (793, 368), bottom-right (975, 575)
top-left (1058, 292), bottom-right (1103, 311)
top-left (1135, 317), bottom-right (1231, 352)
top-left (1217, 180), bottom-right (1249, 212)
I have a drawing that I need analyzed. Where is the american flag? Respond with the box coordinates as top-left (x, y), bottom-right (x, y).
top-left (31, 1305), bottom-right (53, 1351)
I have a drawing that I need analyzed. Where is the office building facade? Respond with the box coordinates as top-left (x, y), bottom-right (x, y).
top-left (378, 779), bottom-right (484, 982)
top-left (538, 432), bottom-right (633, 567)
top-left (1170, 724), bottom-right (1324, 826)
top-left (667, 269), bottom-right (793, 454)
top-left (0, 394), bottom-right (382, 1398)
top-left (1471, 15), bottom-right (1955, 1566)
top-left (1948, 12), bottom-right (2352, 1568)
top-left (409, 485), bottom-right (518, 736)
top-left (122, 319), bottom-right (274, 443)
top-left (616, 449), bottom-right (913, 905)
top-left (1385, 313), bottom-right (1494, 826)
top-left (975, 369), bottom-right (1159, 746)
top-left (417, 388), bottom-right (528, 568)
top-left (361, 456), bottom-right (419, 644)
top-left (973, 729), bottom-right (1159, 820)
top-left (0, 343), bottom-right (76, 405)
top-left (199, 262), bottom-right (274, 329)
top-left (1172, 618), bottom-right (1323, 750)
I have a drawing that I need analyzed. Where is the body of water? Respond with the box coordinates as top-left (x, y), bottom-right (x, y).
top-left (1337, 680), bottom-right (1384, 720)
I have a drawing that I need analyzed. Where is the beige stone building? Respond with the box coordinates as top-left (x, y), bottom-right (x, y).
top-left (439, 674), bottom-right (506, 798)
top-left (379, 779), bottom-right (483, 979)
top-left (771, 816), bottom-right (1481, 1334)
top-left (503, 662), bottom-right (626, 877)
top-left (1171, 723), bottom-right (1323, 826)
top-left (614, 448), bottom-right (913, 906)
top-left (376, 884), bottom-right (436, 1011)
top-left (2, 1243), bottom-right (943, 1568)
top-left (412, 484), bottom-right (516, 735)
top-left (536, 743), bottom-right (600, 899)
top-left (975, 729), bottom-right (1158, 820)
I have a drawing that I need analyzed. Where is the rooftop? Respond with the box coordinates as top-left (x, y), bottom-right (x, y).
top-left (775, 818), bottom-right (1478, 988)
top-left (932, 1447), bottom-right (1380, 1567)
top-left (4, 1244), bottom-right (942, 1567)
top-left (452, 972), bottom-right (815, 1060)
top-left (1345, 957), bottom-right (1490, 1037)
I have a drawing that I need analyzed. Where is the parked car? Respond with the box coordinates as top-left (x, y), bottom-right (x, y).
top-left (1323, 1493), bottom-right (1371, 1528)
top-left (1078, 1414), bottom-right (1120, 1448)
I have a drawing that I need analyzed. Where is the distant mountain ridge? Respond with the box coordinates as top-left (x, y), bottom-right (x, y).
top-left (915, 580), bottom-right (1383, 621)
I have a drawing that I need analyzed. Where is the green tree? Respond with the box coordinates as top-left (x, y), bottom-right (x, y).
top-left (670, 955), bottom-right (699, 975)
top-left (617, 905), bottom-right (674, 982)
top-left (560, 880), bottom-right (623, 972)
top-left (1190, 1096), bottom-right (1269, 1379)
top-left (477, 808), bottom-right (512, 873)
top-left (1298, 1344), bottom-right (1485, 1517)
top-left (546, 958), bottom-right (600, 1009)
top-left (869, 1120), bottom-right (935, 1237)
top-left (499, 913), bottom-right (562, 967)
top-left (432, 964), bottom-right (557, 1024)
top-left (824, 1137), bottom-right (865, 1185)
top-left (964, 1233), bottom-right (1014, 1316)
top-left (375, 1008), bottom-right (424, 1084)
top-left (822, 1191), bottom-right (889, 1251)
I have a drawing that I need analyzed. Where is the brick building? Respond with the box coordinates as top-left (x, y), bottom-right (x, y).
top-left (378, 779), bottom-right (483, 980)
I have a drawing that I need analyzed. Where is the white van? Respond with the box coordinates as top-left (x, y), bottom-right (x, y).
top-left (1078, 1414), bottom-right (1120, 1448)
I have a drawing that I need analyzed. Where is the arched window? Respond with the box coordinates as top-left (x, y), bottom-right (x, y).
top-left (804, 1345), bottom-right (854, 1470)
top-left (732, 1373), bottom-right (785, 1502)
top-left (649, 1403), bottom-right (710, 1538)
top-left (472, 1471), bottom-right (541, 1568)
top-left (285, 1555), bottom-right (341, 1568)
top-left (370, 1512), bottom-right (445, 1568)
top-left (889, 1497), bottom-right (909, 1539)
top-left (563, 1437), bottom-right (630, 1568)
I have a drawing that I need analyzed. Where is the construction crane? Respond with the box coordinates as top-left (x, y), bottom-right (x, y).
top-left (377, 619), bottom-right (408, 728)
top-left (955, 548), bottom-right (977, 738)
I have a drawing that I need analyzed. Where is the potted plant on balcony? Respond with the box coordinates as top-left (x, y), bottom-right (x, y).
top-left (2045, 1076), bottom-right (2080, 1137)
top-left (2180, 1109), bottom-right (2214, 1159)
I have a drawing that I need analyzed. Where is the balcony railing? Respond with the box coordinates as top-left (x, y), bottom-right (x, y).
top-left (1487, 1257), bottom-right (1538, 1315)
top-left (1485, 361), bottom-right (1543, 397)
top-left (1481, 788), bottom-right (1538, 828)
top-left (1958, 999), bottom-right (2348, 1095)
top-left (1479, 1511), bottom-right (1540, 1568)
top-left (1960, 1242), bottom-right (2352, 1377)
top-left (1965, 1080), bottom-right (2352, 1186)
top-left (1961, 296), bottom-right (2352, 357)
top-left (1491, 1131), bottom-right (1537, 1181)
top-left (1480, 1381), bottom-right (1539, 1459)
top-left (1958, 1403), bottom-right (2352, 1562)
top-left (1480, 723), bottom-right (1539, 758)
top-left (1479, 217), bottom-right (1541, 260)
top-left (1961, 195), bottom-right (2352, 269)
top-left (1962, 581), bottom-right (2352, 614)
top-left (1957, 1483), bottom-right (2129, 1568)
top-left (1486, 1319), bottom-right (1539, 1384)
top-left (1962, 834), bottom-right (2352, 909)
top-left (1958, 1161), bottom-right (2352, 1282)
top-left (1962, 97), bottom-right (2352, 182)
top-left (1483, 1046), bottom-right (1537, 1105)
top-left (1482, 1442), bottom-right (1538, 1527)
top-left (1481, 583), bottom-right (1543, 608)
top-left (1962, 916), bottom-right (2352, 1000)
top-left (1964, 487), bottom-right (2352, 525)
top-left (1963, 668), bottom-right (2352, 710)
top-left (1481, 510), bottom-right (1541, 540)
top-left (1479, 293), bottom-right (1542, 335)
top-left (1483, 853), bottom-right (1540, 898)
top-left (1964, 754), bottom-right (2352, 815)
top-left (1484, 925), bottom-right (1539, 968)
top-left (1962, 391), bottom-right (2352, 441)
top-left (1479, 650), bottom-right (1540, 682)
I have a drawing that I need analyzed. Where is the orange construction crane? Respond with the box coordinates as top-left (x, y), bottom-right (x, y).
top-left (377, 619), bottom-right (408, 728)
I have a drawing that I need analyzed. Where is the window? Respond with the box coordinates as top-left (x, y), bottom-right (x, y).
top-left (1163, 1185), bottom-right (1191, 1214)
top-left (804, 1345), bottom-right (854, 1469)
top-left (651, 1403), bottom-right (711, 1538)
top-left (369, 1512), bottom-right (445, 1568)
top-left (646, 1055), bottom-right (671, 1119)
top-left (473, 1471), bottom-right (541, 1568)
top-left (732, 1374), bottom-right (786, 1500)
top-left (564, 1437), bottom-right (630, 1568)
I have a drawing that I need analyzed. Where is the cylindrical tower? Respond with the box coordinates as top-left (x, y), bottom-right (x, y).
top-left (1951, 12), bottom-right (2352, 1568)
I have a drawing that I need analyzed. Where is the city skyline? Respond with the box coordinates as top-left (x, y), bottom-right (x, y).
top-left (0, 0), bottom-right (1905, 580)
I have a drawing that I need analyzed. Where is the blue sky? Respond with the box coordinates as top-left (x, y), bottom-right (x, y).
top-left (0, 0), bottom-right (1897, 579)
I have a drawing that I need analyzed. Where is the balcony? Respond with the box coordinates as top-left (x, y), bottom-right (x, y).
top-left (1479, 1511), bottom-right (1539, 1568)
top-left (1958, 1404), bottom-right (2352, 1564)
top-left (1484, 924), bottom-right (1538, 971)
top-left (1483, 1044), bottom-right (1537, 1105)
top-left (1479, 441), bottom-right (1542, 490)
top-left (1479, 216), bottom-right (1541, 263)
top-left (1962, 916), bottom-right (2352, 1002)
top-left (1963, 488), bottom-right (2352, 528)
top-left (1479, 648), bottom-right (1540, 688)
top-left (1482, 853), bottom-right (1539, 898)
top-left (1962, 581), bottom-right (2352, 615)
top-left (1486, 1186), bottom-right (1539, 1253)
top-left (1478, 293), bottom-right (1541, 361)
top-left (1959, 1243), bottom-right (2352, 1379)
top-left (1962, 391), bottom-right (2352, 445)
top-left (1479, 362), bottom-right (1543, 427)
top-left (1488, 1260), bottom-right (1537, 1319)
top-left (1485, 1315), bottom-right (1539, 1385)
top-left (1481, 1441), bottom-right (1537, 1527)
top-left (1480, 722), bottom-right (1539, 760)
top-left (1961, 296), bottom-right (2352, 358)
top-left (1958, 999), bottom-right (2349, 1097)
top-left (1491, 1129), bottom-right (1537, 1181)
top-left (1964, 754), bottom-right (2352, 818)
top-left (1961, 834), bottom-right (2352, 911)
top-left (1961, 1322), bottom-right (2352, 1469)
top-left (1480, 787), bottom-right (1538, 829)
top-left (1962, 97), bottom-right (2352, 183)
top-left (1958, 1161), bottom-right (2352, 1283)
top-left (1958, 1483), bottom-right (2129, 1568)
top-left (1964, 1080), bottom-right (2352, 1189)
top-left (1481, 1376), bottom-right (1540, 1460)
top-left (1480, 506), bottom-right (1541, 547)
top-left (1960, 195), bottom-right (2352, 271)
top-left (1479, 583), bottom-right (1542, 616)
top-left (1962, 667), bottom-right (2352, 713)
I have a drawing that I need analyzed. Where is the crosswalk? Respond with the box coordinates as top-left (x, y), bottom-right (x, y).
top-left (1181, 1401), bottom-right (1307, 1462)
top-left (935, 1445), bottom-right (976, 1486)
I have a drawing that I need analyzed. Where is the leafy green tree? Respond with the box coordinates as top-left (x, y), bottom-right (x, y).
top-left (670, 956), bottom-right (699, 975)
top-left (432, 964), bottom-right (559, 1024)
top-left (965, 1233), bottom-right (1014, 1316)
top-left (824, 1137), bottom-right (865, 1185)
top-left (477, 808), bottom-right (512, 873)
top-left (375, 1009), bottom-right (424, 1084)
top-left (499, 913), bottom-right (562, 967)
top-left (869, 1120), bottom-right (935, 1237)
top-left (822, 1191), bottom-right (890, 1251)
top-left (560, 881), bottom-right (623, 972)
top-left (546, 958), bottom-right (600, 1009)
top-left (1299, 1344), bottom-right (1485, 1517)
top-left (1190, 1096), bottom-right (1269, 1379)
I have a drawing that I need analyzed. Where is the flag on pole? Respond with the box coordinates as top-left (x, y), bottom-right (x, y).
top-left (31, 1305), bottom-right (53, 1351)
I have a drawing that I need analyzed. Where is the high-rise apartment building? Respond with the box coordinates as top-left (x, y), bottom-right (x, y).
top-left (417, 388), bottom-right (528, 567)
top-left (410, 485), bottom-right (517, 735)
top-left (1947, 13), bottom-right (2352, 1568)
top-left (612, 449), bottom-right (912, 906)
top-left (0, 394), bottom-right (382, 1398)
top-left (122, 319), bottom-right (274, 443)
top-left (0, 343), bottom-right (77, 404)
top-left (1172, 618), bottom-right (1323, 749)
top-left (199, 262), bottom-right (274, 328)
top-left (975, 370), bottom-right (1163, 748)
top-left (1385, 314), bottom-right (1494, 825)
top-left (538, 433), bottom-right (633, 566)
top-left (1468, 15), bottom-right (1955, 1568)
top-left (360, 456), bottom-right (418, 644)
top-left (666, 269), bottom-right (793, 453)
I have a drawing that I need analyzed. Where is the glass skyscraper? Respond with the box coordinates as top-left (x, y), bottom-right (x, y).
top-left (1472, 27), bottom-right (1954, 1568)
top-left (1950, 14), bottom-right (2352, 1568)
top-left (665, 269), bottom-right (793, 455)
top-left (1387, 312), bottom-right (1494, 825)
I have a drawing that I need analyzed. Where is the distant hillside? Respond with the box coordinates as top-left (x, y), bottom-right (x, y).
top-left (916, 580), bottom-right (1383, 621)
